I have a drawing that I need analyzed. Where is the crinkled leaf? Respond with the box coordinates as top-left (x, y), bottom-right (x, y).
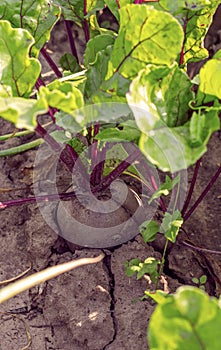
top-left (182, 1), bottom-right (219, 63)
top-left (61, 71), bottom-right (87, 93)
top-left (39, 81), bottom-right (84, 115)
top-left (0, 96), bottom-right (47, 130)
top-left (199, 56), bottom-right (221, 99)
top-left (96, 125), bottom-right (140, 142)
top-left (0, 0), bottom-right (61, 56)
top-left (148, 286), bottom-right (221, 350)
top-left (160, 210), bottom-right (183, 242)
top-left (127, 64), bottom-right (193, 131)
top-left (59, 53), bottom-right (82, 73)
top-left (158, 0), bottom-right (219, 63)
top-left (139, 220), bottom-right (160, 243)
top-left (84, 34), bottom-right (115, 66)
top-left (148, 175), bottom-right (180, 204)
top-left (0, 21), bottom-right (41, 97)
top-left (106, 4), bottom-right (184, 80)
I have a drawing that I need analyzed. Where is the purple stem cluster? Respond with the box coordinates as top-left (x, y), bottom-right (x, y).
top-left (92, 147), bottom-right (142, 193)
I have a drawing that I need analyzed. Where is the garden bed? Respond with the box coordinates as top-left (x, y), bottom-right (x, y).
top-left (0, 3), bottom-right (221, 349)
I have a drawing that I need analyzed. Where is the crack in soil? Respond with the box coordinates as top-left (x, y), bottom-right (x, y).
top-left (163, 258), bottom-right (188, 286)
top-left (102, 251), bottom-right (117, 350)
top-left (157, 244), bottom-right (217, 295)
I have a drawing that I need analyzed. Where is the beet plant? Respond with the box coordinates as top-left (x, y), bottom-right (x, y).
top-left (0, 0), bottom-right (221, 348)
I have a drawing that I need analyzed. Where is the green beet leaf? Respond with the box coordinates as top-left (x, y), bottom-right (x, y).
top-left (127, 64), bottom-right (193, 131)
top-left (158, 0), bottom-right (219, 63)
top-left (148, 286), bottom-right (221, 350)
top-left (127, 62), bottom-right (219, 172)
top-left (81, 102), bottom-right (131, 125)
top-left (84, 34), bottom-right (115, 67)
top-left (105, 0), bottom-right (134, 22)
top-left (0, 0), bottom-right (61, 56)
top-left (145, 289), bottom-right (170, 304)
top-left (53, 0), bottom-right (83, 24)
top-left (160, 0), bottom-right (214, 14)
top-left (0, 21), bottom-right (41, 97)
top-left (95, 125), bottom-right (140, 142)
top-left (55, 102), bottom-right (131, 132)
top-left (199, 56), bottom-right (221, 99)
top-left (182, 1), bottom-right (219, 63)
top-left (119, 0), bottom-right (134, 6)
top-left (105, 0), bottom-right (120, 21)
top-left (98, 72), bottom-right (131, 101)
top-left (86, 0), bottom-right (105, 15)
top-left (60, 71), bottom-right (87, 94)
top-left (39, 81), bottom-right (84, 116)
top-left (85, 43), bottom-right (130, 102)
top-left (55, 111), bottom-right (82, 134)
top-left (105, 4), bottom-right (183, 80)
top-left (59, 53), bottom-right (82, 73)
top-left (138, 122), bottom-right (218, 172)
top-left (50, 130), bottom-right (72, 143)
top-left (190, 110), bottom-right (220, 147)
top-left (0, 96), bottom-right (47, 130)
top-left (54, 0), bottom-right (104, 24)
top-left (85, 45), bottom-right (113, 100)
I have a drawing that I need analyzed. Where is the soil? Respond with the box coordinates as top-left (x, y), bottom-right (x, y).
top-left (0, 6), bottom-right (221, 350)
